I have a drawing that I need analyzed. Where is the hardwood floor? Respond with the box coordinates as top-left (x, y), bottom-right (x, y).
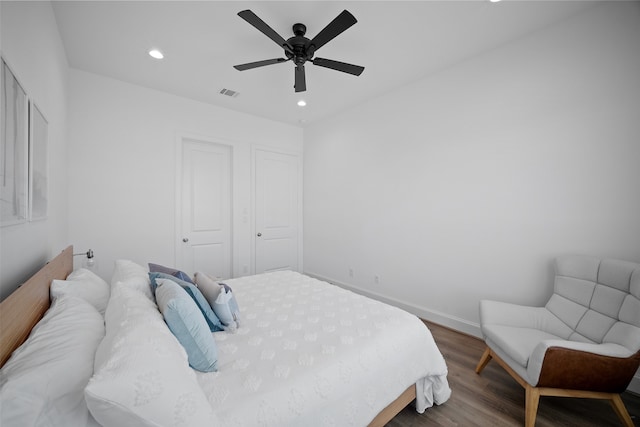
top-left (387, 321), bottom-right (640, 427)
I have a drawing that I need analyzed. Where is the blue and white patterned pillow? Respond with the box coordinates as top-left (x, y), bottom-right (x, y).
top-left (149, 272), bottom-right (224, 332)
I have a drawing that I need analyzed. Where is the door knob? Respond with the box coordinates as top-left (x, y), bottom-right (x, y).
top-left (182, 238), bottom-right (189, 242)
top-left (257, 233), bottom-right (262, 237)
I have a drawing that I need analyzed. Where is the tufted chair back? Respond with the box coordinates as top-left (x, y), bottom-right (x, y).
top-left (544, 256), bottom-right (640, 353)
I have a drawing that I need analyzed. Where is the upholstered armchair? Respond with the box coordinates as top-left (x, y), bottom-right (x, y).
top-left (476, 255), bottom-right (640, 427)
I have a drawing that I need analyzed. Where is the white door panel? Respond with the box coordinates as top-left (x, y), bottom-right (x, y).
top-left (178, 139), bottom-right (232, 278)
top-left (254, 149), bottom-right (300, 273)
top-left (192, 243), bottom-right (225, 276)
top-left (258, 237), bottom-right (296, 272)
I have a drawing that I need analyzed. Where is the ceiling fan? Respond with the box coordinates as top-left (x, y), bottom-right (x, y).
top-left (234, 9), bottom-right (365, 93)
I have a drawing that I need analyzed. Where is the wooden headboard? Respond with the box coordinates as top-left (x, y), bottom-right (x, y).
top-left (0, 245), bottom-right (73, 367)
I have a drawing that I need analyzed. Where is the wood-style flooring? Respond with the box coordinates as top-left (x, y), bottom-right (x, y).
top-left (387, 321), bottom-right (640, 427)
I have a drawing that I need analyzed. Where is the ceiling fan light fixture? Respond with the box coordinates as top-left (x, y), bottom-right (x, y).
top-left (297, 100), bottom-right (307, 107)
top-left (234, 9), bottom-right (364, 93)
top-left (148, 49), bottom-right (164, 59)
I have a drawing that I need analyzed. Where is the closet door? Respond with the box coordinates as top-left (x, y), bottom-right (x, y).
top-left (253, 148), bottom-right (300, 273)
top-left (177, 138), bottom-right (232, 278)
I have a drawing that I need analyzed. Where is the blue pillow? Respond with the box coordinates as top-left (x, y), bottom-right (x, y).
top-left (149, 272), bottom-right (224, 332)
top-left (148, 263), bottom-right (194, 284)
top-left (154, 278), bottom-right (218, 372)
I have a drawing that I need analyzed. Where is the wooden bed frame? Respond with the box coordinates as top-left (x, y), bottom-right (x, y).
top-left (369, 385), bottom-right (416, 427)
top-left (0, 245), bottom-right (416, 425)
top-left (0, 245), bottom-right (73, 368)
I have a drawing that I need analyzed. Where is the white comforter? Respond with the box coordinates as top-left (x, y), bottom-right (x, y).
top-left (195, 271), bottom-right (451, 426)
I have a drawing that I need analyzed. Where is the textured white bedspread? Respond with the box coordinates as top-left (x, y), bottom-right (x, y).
top-left (195, 271), bottom-right (451, 426)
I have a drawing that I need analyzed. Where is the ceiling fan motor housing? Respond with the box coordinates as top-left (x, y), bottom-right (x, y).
top-left (292, 23), bottom-right (306, 36)
top-left (287, 23), bottom-right (313, 64)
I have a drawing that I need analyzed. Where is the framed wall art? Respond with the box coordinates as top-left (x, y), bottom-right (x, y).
top-left (29, 102), bottom-right (48, 220)
top-left (1, 58), bottom-right (29, 227)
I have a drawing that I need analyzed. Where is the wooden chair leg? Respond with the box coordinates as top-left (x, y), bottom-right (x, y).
top-left (475, 346), bottom-right (492, 374)
top-left (609, 394), bottom-right (634, 427)
top-left (525, 385), bottom-right (540, 427)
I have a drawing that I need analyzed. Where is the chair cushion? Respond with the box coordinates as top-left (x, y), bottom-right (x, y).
top-left (574, 309), bottom-right (617, 343)
top-left (619, 295), bottom-right (640, 328)
top-left (483, 324), bottom-right (561, 367)
top-left (604, 322), bottom-right (640, 353)
top-left (590, 284), bottom-right (627, 319)
top-left (545, 294), bottom-right (588, 331)
top-left (598, 259), bottom-right (637, 292)
top-left (553, 276), bottom-right (595, 307)
top-left (631, 269), bottom-right (640, 299)
top-left (555, 255), bottom-right (599, 282)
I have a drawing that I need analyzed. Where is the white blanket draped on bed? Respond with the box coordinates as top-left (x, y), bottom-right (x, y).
top-left (195, 271), bottom-right (451, 426)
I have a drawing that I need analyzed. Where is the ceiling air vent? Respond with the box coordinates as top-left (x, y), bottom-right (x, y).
top-left (219, 88), bottom-right (239, 98)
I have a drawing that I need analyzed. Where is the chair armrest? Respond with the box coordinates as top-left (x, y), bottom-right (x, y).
top-left (479, 300), bottom-right (547, 331)
top-left (527, 340), bottom-right (640, 392)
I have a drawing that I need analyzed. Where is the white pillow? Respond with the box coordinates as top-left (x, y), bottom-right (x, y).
top-left (67, 267), bottom-right (105, 283)
top-left (85, 281), bottom-right (219, 427)
top-left (110, 259), bottom-right (152, 300)
top-left (51, 268), bottom-right (110, 314)
top-left (0, 296), bottom-right (105, 427)
top-left (93, 283), bottom-right (162, 372)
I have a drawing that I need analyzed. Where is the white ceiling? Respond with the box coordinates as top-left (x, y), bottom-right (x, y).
top-left (52, 1), bottom-right (596, 127)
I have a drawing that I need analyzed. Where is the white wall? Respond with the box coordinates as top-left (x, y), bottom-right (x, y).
top-left (304, 2), bottom-right (640, 336)
top-left (0, 1), bottom-right (69, 300)
top-left (67, 69), bottom-right (303, 281)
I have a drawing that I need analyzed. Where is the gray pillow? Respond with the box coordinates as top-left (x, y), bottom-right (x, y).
top-left (148, 262), bottom-right (194, 284)
top-left (194, 272), bottom-right (241, 328)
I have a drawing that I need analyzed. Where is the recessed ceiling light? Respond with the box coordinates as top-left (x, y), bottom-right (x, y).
top-left (297, 100), bottom-right (307, 107)
top-left (148, 49), bottom-right (164, 59)
top-left (490, 0), bottom-right (501, 3)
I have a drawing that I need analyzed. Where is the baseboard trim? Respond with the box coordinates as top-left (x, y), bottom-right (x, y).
top-left (305, 270), bottom-right (640, 395)
top-left (304, 271), bottom-right (483, 338)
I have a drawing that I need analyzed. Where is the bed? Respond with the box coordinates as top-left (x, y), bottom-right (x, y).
top-left (0, 246), bottom-right (451, 426)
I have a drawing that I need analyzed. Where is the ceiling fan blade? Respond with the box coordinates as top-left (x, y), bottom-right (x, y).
top-left (308, 10), bottom-right (357, 52)
top-left (234, 58), bottom-right (288, 71)
top-left (295, 64), bottom-right (306, 92)
top-left (312, 58), bottom-right (364, 76)
top-left (238, 10), bottom-right (293, 54)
